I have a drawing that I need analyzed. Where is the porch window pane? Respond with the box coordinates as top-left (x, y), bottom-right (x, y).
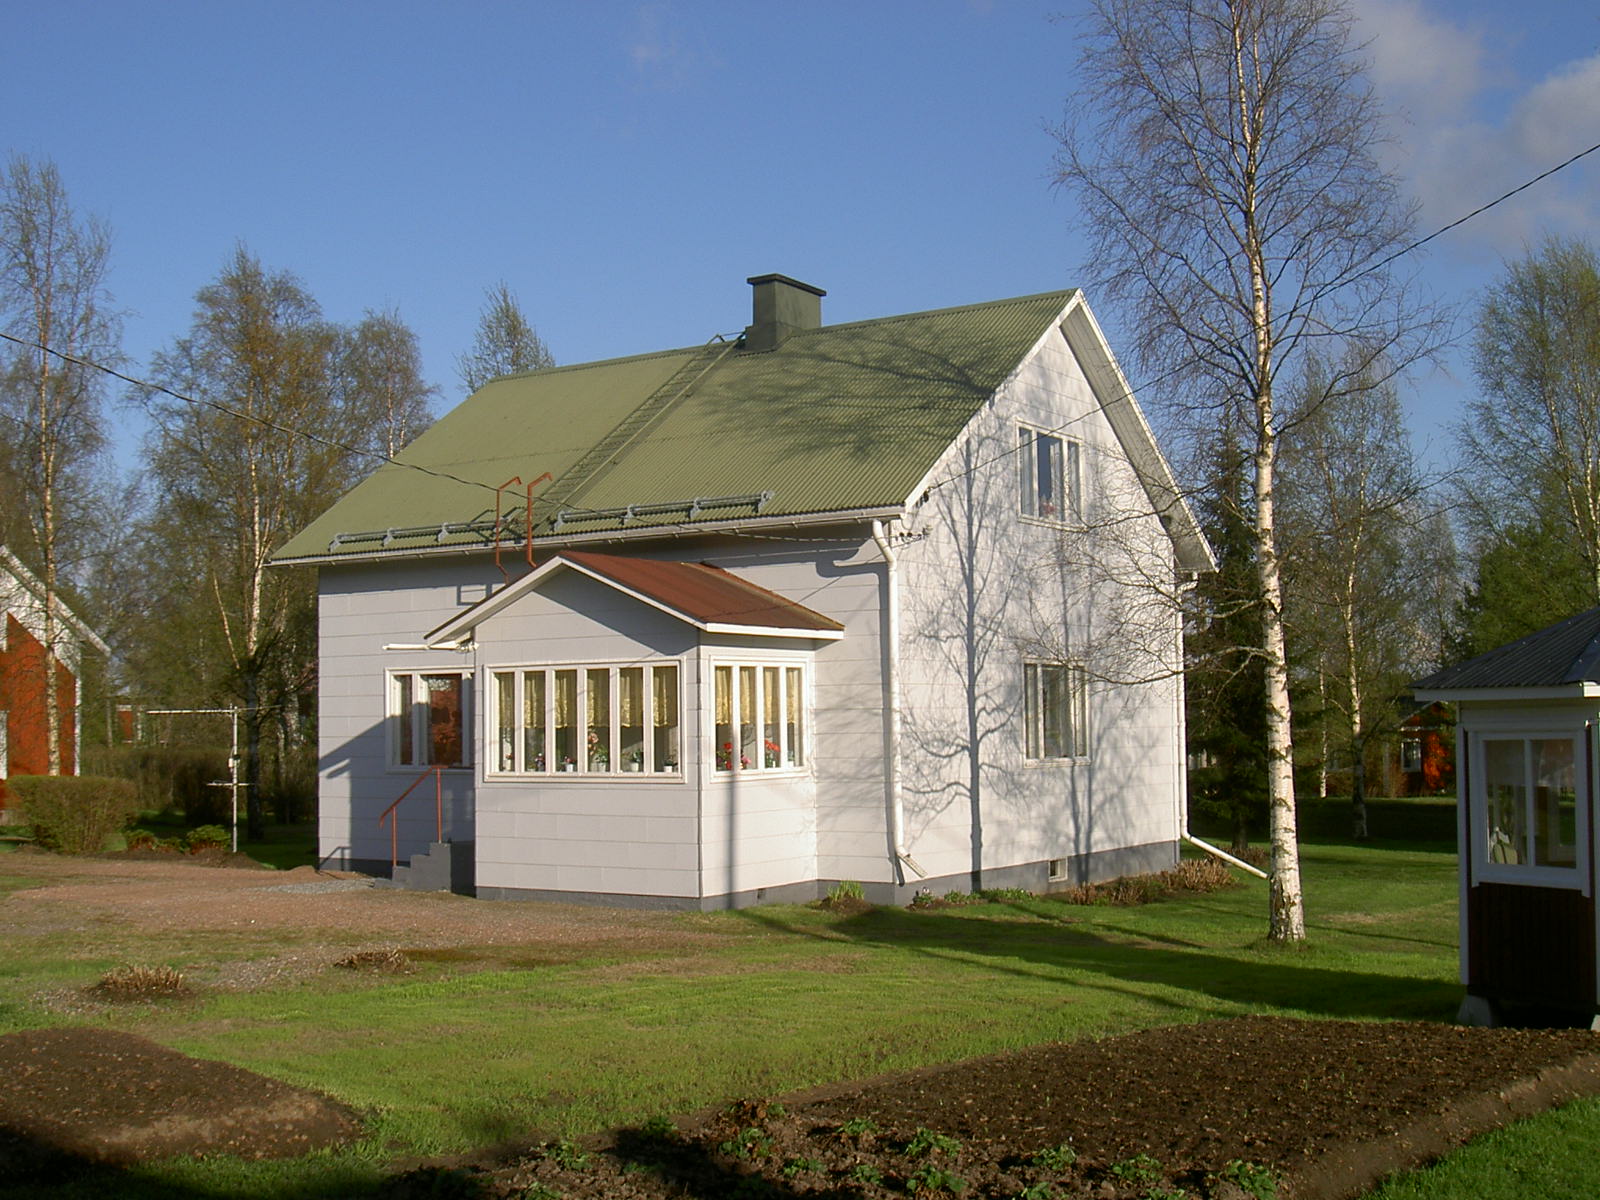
top-left (587, 668), bottom-right (611, 771)
top-left (763, 667), bottom-right (781, 767)
top-left (523, 670), bottom-right (546, 772)
top-left (786, 667), bottom-right (803, 766)
top-left (395, 674), bottom-right (415, 765)
top-left (1483, 739), bottom-right (1526, 864)
top-left (1041, 666), bottom-right (1067, 758)
top-left (423, 674), bottom-right (463, 767)
top-left (1532, 738), bottom-right (1577, 867)
top-left (553, 669), bottom-right (577, 770)
top-left (1023, 664), bottom-right (1041, 759)
top-left (493, 671), bottom-right (515, 772)
top-left (653, 664), bottom-right (679, 771)
top-left (619, 667), bottom-right (645, 771)
top-left (739, 666), bottom-right (757, 770)
top-left (715, 666), bottom-right (734, 771)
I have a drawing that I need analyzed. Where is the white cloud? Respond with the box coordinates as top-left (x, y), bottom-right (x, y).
top-left (626, 3), bottom-right (715, 92)
top-left (1350, 0), bottom-right (1489, 130)
top-left (1351, 0), bottom-right (1599, 252)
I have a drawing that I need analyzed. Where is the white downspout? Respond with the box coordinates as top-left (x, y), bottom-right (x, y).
top-left (872, 520), bottom-right (925, 882)
top-left (1173, 577), bottom-right (1266, 880)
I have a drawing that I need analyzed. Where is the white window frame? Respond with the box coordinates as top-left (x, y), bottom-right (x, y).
top-left (387, 669), bottom-right (473, 770)
top-left (1400, 738), bottom-right (1423, 773)
top-left (709, 657), bottom-right (810, 775)
top-left (1469, 728), bottom-right (1589, 890)
top-left (1018, 424), bottom-right (1081, 524)
top-left (1023, 661), bottom-right (1088, 761)
top-left (484, 660), bottom-right (683, 778)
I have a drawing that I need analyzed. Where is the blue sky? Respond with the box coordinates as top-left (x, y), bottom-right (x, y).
top-left (4, 0), bottom-right (1597, 471)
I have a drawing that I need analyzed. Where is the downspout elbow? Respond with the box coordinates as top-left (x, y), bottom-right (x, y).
top-left (872, 519), bottom-right (924, 881)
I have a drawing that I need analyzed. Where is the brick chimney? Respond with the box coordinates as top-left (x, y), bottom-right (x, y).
top-left (744, 273), bottom-right (825, 352)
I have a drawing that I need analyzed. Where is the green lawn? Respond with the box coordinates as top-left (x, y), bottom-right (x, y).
top-left (0, 818), bottom-right (1590, 1198)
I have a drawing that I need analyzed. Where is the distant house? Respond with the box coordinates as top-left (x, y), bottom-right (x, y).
top-left (1414, 607), bottom-right (1600, 1026)
top-left (274, 275), bottom-right (1213, 908)
top-left (1386, 701), bottom-right (1454, 797)
top-left (0, 546), bottom-right (109, 818)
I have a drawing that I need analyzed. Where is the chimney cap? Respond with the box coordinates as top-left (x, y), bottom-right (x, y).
top-left (746, 273), bottom-right (826, 298)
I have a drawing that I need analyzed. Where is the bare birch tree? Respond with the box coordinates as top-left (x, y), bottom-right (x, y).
top-left (343, 307), bottom-right (435, 458)
top-left (1279, 356), bottom-right (1446, 838)
top-left (456, 281), bottom-right (554, 394)
top-left (1056, 0), bottom-right (1437, 940)
top-left (0, 155), bottom-right (118, 772)
top-left (141, 247), bottom-right (348, 838)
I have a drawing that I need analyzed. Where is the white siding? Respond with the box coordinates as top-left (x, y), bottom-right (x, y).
top-left (893, 320), bottom-right (1185, 885)
top-left (317, 558), bottom-right (499, 869)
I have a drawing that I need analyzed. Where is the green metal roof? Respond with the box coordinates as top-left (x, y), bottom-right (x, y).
top-left (275, 290), bottom-right (1077, 563)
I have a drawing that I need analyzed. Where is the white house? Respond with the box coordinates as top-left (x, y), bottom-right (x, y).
top-left (273, 275), bottom-right (1213, 908)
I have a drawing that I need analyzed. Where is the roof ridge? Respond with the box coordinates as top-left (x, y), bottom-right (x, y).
top-left (483, 342), bottom-right (720, 385)
top-left (802, 288), bottom-right (1077, 337)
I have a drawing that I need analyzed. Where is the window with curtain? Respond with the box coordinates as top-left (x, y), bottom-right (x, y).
top-left (486, 661), bottom-right (682, 776)
top-left (1018, 424), bottom-right (1081, 522)
top-left (713, 661), bottom-right (809, 773)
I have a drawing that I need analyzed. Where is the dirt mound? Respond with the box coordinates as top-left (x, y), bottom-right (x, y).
top-left (0, 1026), bottom-right (360, 1173)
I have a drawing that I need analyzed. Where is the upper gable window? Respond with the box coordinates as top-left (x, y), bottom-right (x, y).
top-left (1019, 425), bottom-right (1080, 522)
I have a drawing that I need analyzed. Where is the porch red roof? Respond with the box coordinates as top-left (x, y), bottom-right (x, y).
top-left (559, 551), bottom-right (844, 634)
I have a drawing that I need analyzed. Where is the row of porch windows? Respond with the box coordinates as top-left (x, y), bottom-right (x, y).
top-left (490, 664), bottom-right (682, 774)
top-left (393, 658), bottom-right (1084, 773)
top-left (478, 662), bottom-right (806, 776)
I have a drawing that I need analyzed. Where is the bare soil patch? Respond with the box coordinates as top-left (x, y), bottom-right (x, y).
top-left (0, 1026), bottom-right (359, 1177)
top-left (439, 1019), bottom-right (1600, 1200)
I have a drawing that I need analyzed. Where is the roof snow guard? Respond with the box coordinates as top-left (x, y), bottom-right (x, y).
top-left (549, 491), bottom-right (772, 532)
top-left (327, 491), bottom-right (775, 553)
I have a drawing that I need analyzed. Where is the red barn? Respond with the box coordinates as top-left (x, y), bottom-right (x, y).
top-left (0, 547), bottom-right (108, 819)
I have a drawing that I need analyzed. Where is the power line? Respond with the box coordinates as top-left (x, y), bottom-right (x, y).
top-left (924, 137), bottom-right (1600, 499)
top-left (0, 329), bottom-right (502, 498)
top-left (4, 136), bottom-right (1594, 529)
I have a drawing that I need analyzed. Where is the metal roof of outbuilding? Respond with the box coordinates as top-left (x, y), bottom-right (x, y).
top-left (1413, 606), bottom-right (1600, 693)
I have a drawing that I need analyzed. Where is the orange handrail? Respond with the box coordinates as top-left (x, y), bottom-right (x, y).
top-left (378, 765), bottom-right (445, 868)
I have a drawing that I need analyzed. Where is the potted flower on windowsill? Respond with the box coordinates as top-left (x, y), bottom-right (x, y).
top-left (763, 739), bottom-right (781, 768)
top-left (561, 755), bottom-right (575, 772)
top-left (625, 749), bottom-right (643, 772)
top-left (587, 731), bottom-right (608, 771)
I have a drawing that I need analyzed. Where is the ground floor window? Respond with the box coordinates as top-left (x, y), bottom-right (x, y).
top-left (1023, 661), bottom-right (1086, 760)
top-left (713, 662), bottom-right (806, 772)
top-left (389, 670), bottom-right (471, 768)
top-left (488, 661), bottom-right (680, 775)
top-left (1479, 735), bottom-right (1580, 869)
